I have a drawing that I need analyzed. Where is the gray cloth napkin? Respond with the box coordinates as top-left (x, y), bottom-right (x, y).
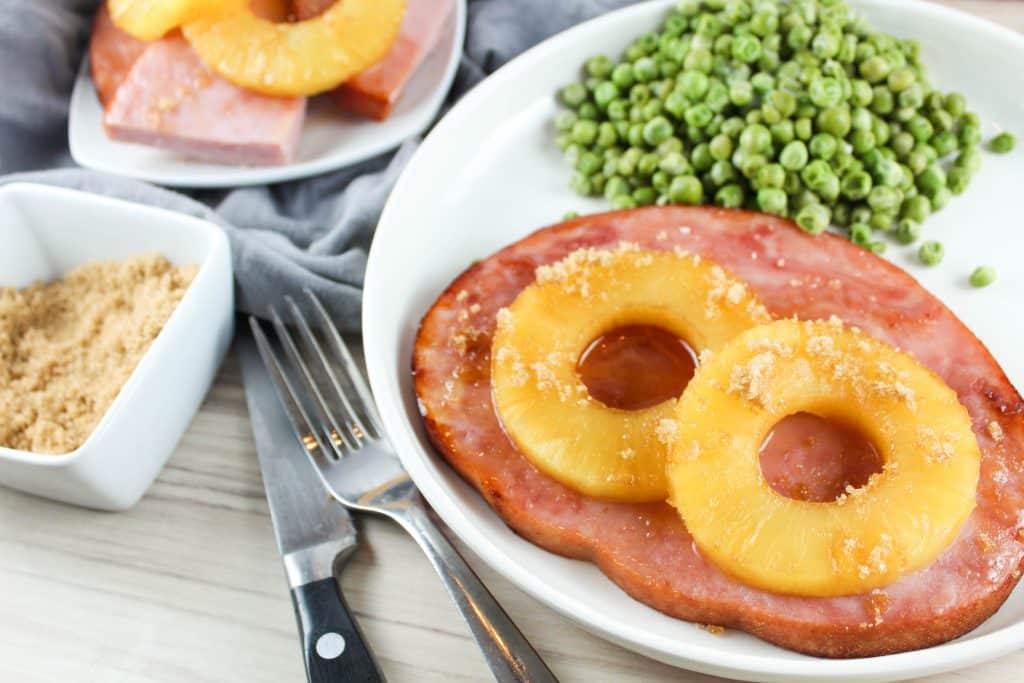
top-left (0, 0), bottom-right (632, 330)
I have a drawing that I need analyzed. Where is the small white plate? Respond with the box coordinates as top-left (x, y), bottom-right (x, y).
top-left (68, 0), bottom-right (465, 188)
top-left (364, 1), bottom-right (1024, 681)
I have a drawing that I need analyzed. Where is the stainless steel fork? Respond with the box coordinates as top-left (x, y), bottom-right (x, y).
top-left (249, 289), bottom-right (558, 683)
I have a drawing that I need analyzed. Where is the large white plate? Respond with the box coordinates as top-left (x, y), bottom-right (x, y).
top-left (68, 0), bottom-right (465, 188)
top-left (363, 1), bottom-right (1024, 681)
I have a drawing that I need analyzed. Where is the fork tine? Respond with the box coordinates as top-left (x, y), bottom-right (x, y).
top-left (269, 305), bottom-right (355, 456)
top-left (248, 317), bottom-right (334, 461)
top-left (305, 289), bottom-right (384, 438)
top-left (283, 294), bottom-right (370, 445)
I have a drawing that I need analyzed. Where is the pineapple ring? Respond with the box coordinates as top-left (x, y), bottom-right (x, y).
top-left (667, 318), bottom-right (981, 597)
top-left (108, 0), bottom-right (242, 42)
top-left (491, 243), bottom-right (771, 503)
top-left (182, 0), bottom-right (407, 96)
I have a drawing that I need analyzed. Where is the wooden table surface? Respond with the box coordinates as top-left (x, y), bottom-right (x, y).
top-left (3, 2), bottom-right (1023, 681)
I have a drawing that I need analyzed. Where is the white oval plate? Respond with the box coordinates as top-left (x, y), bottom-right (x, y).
top-left (68, 0), bottom-right (465, 188)
top-left (364, 1), bottom-right (1024, 681)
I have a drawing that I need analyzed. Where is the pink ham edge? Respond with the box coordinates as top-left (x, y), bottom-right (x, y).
top-left (89, 2), bottom-right (148, 107)
top-left (413, 206), bottom-right (1024, 658)
top-left (293, 0), bottom-right (455, 120)
top-left (103, 34), bottom-right (306, 166)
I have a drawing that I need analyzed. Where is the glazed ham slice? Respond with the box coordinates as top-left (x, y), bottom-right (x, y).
top-left (413, 207), bottom-right (1024, 658)
top-left (294, 0), bottom-right (455, 120)
top-left (103, 35), bottom-right (306, 166)
top-left (88, 2), bottom-right (147, 107)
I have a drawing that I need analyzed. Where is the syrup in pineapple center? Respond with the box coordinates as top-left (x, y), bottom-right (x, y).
top-left (576, 324), bottom-right (697, 411)
top-left (758, 412), bottom-right (884, 503)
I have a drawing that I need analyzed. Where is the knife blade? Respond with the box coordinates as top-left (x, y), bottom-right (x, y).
top-left (238, 328), bottom-right (384, 683)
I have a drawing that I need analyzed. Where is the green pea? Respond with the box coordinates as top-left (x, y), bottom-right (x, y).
top-left (561, 82), bottom-right (588, 108)
top-left (691, 142), bottom-right (714, 172)
top-left (916, 164), bottom-right (946, 197)
top-left (610, 194), bottom-right (638, 210)
top-left (771, 120), bottom-right (796, 145)
top-left (809, 133), bottom-right (838, 160)
top-left (947, 166), bottom-right (971, 195)
top-left (576, 151), bottom-right (602, 176)
top-left (990, 132), bottom-right (1016, 154)
top-left (849, 222), bottom-right (873, 247)
top-left (729, 80), bottom-right (754, 107)
top-left (887, 67), bottom-right (916, 92)
top-left (851, 107), bottom-right (873, 132)
top-left (685, 47), bottom-right (714, 73)
top-left (586, 55), bottom-right (614, 79)
top-left (817, 106), bottom-right (852, 138)
top-left (969, 265), bottom-right (997, 288)
top-left (869, 240), bottom-right (888, 255)
top-left (956, 147), bottom-right (983, 174)
top-left (796, 203), bottom-right (831, 235)
top-left (944, 93), bottom-right (968, 117)
top-left (716, 183), bottom-right (746, 208)
top-left (679, 70), bottom-right (710, 99)
top-left (841, 171), bottom-right (873, 200)
top-left (932, 131), bottom-right (959, 158)
top-left (756, 163), bottom-right (786, 189)
top-left (757, 187), bottom-right (789, 216)
top-left (708, 134), bottom-right (733, 161)
top-left (578, 102), bottom-right (599, 120)
top-left (960, 123), bottom-right (983, 148)
top-left (732, 34), bottom-right (763, 63)
top-left (795, 118), bottom-right (813, 141)
top-left (811, 30), bottom-right (841, 60)
top-left (570, 171), bottom-right (592, 196)
top-left (611, 63), bottom-right (635, 89)
top-left (643, 116), bottom-right (673, 145)
top-left (849, 129), bottom-right (875, 156)
top-left (868, 185), bottom-right (901, 213)
top-left (930, 109), bottom-right (955, 134)
top-left (751, 9), bottom-right (779, 37)
top-left (632, 186), bottom-right (658, 205)
top-left (874, 158), bottom-right (904, 188)
top-left (610, 98), bottom-right (633, 120)
top-left (897, 84), bottom-right (924, 110)
top-left (901, 194), bottom-right (931, 223)
top-left (808, 77), bottom-right (843, 108)
top-left (930, 186), bottom-right (953, 211)
top-left (918, 240), bottom-right (944, 266)
top-left (570, 120), bottom-right (598, 145)
top-left (659, 151), bottom-right (690, 176)
top-left (895, 218), bottom-right (922, 245)
top-left (787, 24), bottom-right (813, 50)
top-left (860, 55), bottom-right (891, 83)
top-left (638, 152), bottom-right (660, 176)
top-left (740, 124), bottom-right (772, 153)
top-left (870, 211), bottom-right (896, 233)
top-left (604, 176), bottom-right (630, 201)
top-left (751, 72), bottom-right (775, 93)
top-left (668, 175), bottom-right (705, 204)
top-left (779, 140), bottom-right (809, 171)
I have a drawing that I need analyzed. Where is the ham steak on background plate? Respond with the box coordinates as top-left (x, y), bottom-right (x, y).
top-left (87, 0), bottom-right (455, 166)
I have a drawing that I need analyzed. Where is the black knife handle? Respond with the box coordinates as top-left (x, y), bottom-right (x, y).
top-left (291, 578), bottom-right (383, 683)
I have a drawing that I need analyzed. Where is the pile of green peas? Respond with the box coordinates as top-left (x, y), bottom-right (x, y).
top-left (555, 0), bottom-right (1014, 278)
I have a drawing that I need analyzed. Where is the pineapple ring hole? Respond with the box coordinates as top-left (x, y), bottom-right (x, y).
top-left (758, 412), bottom-right (884, 503)
top-left (576, 324), bottom-right (698, 411)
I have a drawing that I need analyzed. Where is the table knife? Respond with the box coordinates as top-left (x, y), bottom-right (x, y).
top-left (239, 330), bottom-right (384, 683)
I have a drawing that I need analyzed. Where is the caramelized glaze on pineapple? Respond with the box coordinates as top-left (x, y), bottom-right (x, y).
top-left (182, 0), bottom-right (407, 96)
top-left (667, 318), bottom-right (980, 597)
top-left (491, 244), bottom-right (770, 503)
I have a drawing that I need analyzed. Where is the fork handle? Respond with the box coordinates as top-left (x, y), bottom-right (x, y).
top-left (398, 501), bottom-right (559, 683)
top-left (291, 578), bottom-right (384, 683)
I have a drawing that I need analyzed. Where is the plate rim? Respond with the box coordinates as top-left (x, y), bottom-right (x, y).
top-left (68, 0), bottom-right (466, 189)
top-left (364, 0), bottom-right (1024, 679)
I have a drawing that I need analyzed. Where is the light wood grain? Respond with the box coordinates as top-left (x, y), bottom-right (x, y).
top-left (2, 2), bottom-right (1023, 681)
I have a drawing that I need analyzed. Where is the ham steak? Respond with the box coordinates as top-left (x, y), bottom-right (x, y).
top-left (88, 2), bottom-right (147, 107)
top-left (413, 207), bottom-right (1024, 657)
top-left (102, 34), bottom-right (306, 166)
top-left (89, 1), bottom-right (306, 166)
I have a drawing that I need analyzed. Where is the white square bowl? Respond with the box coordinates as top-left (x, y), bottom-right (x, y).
top-left (0, 183), bottom-right (234, 510)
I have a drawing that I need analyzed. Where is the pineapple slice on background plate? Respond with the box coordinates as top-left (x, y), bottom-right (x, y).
top-left (668, 318), bottom-right (981, 597)
top-left (182, 0), bottom-right (408, 96)
top-left (108, 0), bottom-right (243, 41)
top-left (491, 243), bottom-right (770, 503)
